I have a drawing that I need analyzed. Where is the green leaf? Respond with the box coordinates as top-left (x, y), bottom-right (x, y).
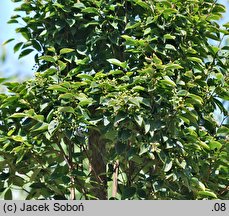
top-left (48, 120), bottom-right (59, 135)
top-left (132, 85), bottom-right (145, 92)
top-left (187, 47), bottom-right (197, 54)
top-left (187, 57), bottom-right (203, 64)
top-left (178, 90), bottom-right (188, 96)
top-left (163, 34), bottom-right (176, 40)
top-left (11, 135), bottom-right (24, 142)
top-left (58, 60), bottom-right (67, 71)
top-left (32, 114), bottom-right (45, 122)
top-left (19, 49), bottom-right (34, 59)
top-left (58, 106), bottom-right (75, 113)
top-left (115, 142), bottom-right (126, 154)
top-left (53, 2), bottom-right (64, 9)
top-left (198, 141), bottom-right (210, 151)
top-left (2, 38), bottom-right (14, 45)
top-left (0, 77), bottom-right (7, 84)
top-left (16, 27), bottom-right (30, 40)
top-left (39, 29), bottom-right (47, 36)
top-left (13, 42), bottom-right (23, 53)
top-left (181, 112), bottom-right (198, 124)
top-left (4, 189), bottom-right (12, 200)
top-left (0, 172), bottom-right (10, 181)
top-left (209, 141), bottom-right (222, 151)
top-left (59, 48), bottom-right (75, 54)
top-left (163, 8), bottom-right (177, 16)
top-left (72, 170), bottom-right (86, 177)
top-left (12, 146), bottom-right (23, 153)
top-left (191, 177), bottom-right (206, 191)
top-left (122, 186), bottom-right (136, 199)
top-left (82, 7), bottom-right (99, 14)
top-left (136, 1), bottom-right (151, 10)
top-left (128, 97), bottom-right (140, 107)
top-left (113, 113), bottom-right (126, 127)
top-left (165, 63), bottom-right (183, 70)
top-left (31, 122), bottom-right (48, 132)
top-left (137, 189), bottom-right (147, 198)
top-left (164, 159), bottom-right (173, 172)
top-left (213, 98), bottom-right (228, 115)
top-left (197, 191), bottom-right (217, 198)
top-left (58, 93), bottom-right (75, 100)
top-left (78, 98), bottom-right (93, 106)
top-left (12, 176), bottom-right (25, 187)
top-left (108, 70), bottom-right (124, 76)
top-left (76, 74), bottom-right (93, 80)
top-left (48, 85), bottom-right (68, 92)
top-left (144, 121), bottom-right (151, 134)
top-left (7, 127), bottom-right (15, 136)
top-left (107, 58), bottom-right (128, 69)
top-left (139, 98), bottom-right (151, 108)
top-left (143, 27), bottom-right (151, 35)
top-left (16, 151), bottom-right (26, 164)
top-left (73, 2), bottom-right (86, 8)
top-left (223, 22), bottom-right (229, 28)
top-left (160, 76), bottom-right (176, 87)
top-left (43, 68), bottom-right (58, 76)
top-left (39, 55), bottom-right (56, 63)
top-left (45, 47), bottom-right (55, 54)
top-left (119, 130), bottom-right (131, 141)
top-left (207, 14), bottom-right (222, 20)
top-left (188, 93), bottom-right (203, 105)
top-left (205, 32), bottom-right (220, 41)
top-left (165, 44), bottom-right (176, 51)
top-left (213, 4), bottom-right (226, 13)
top-left (152, 54), bottom-right (162, 65)
top-left (30, 182), bottom-right (46, 189)
top-left (217, 126), bottom-right (229, 137)
top-left (31, 40), bottom-right (42, 51)
top-left (121, 35), bottom-right (137, 46)
top-left (10, 113), bottom-right (27, 118)
top-left (7, 19), bottom-right (18, 24)
top-left (125, 22), bottom-right (141, 30)
top-left (134, 115), bottom-right (143, 127)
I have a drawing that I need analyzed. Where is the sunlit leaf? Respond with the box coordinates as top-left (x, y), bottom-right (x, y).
top-left (198, 191), bottom-right (217, 198)
top-left (39, 55), bottom-right (56, 62)
top-left (58, 106), bottom-right (75, 113)
top-left (10, 113), bottom-right (27, 118)
top-left (107, 58), bottom-right (128, 69)
top-left (209, 140), bottom-right (222, 151)
top-left (2, 38), bottom-right (14, 45)
top-left (187, 57), bottom-right (203, 63)
top-left (48, 85), bottom-right (68, 92)
top-left (59, 48), bottom-right (75, 54)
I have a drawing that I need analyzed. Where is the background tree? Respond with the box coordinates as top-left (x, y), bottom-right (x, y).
top-left (0, 0), bottom-right (228, 200)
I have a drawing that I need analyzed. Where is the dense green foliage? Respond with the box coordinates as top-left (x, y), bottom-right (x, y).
top-left (0, 0), bottom-right (228, 200)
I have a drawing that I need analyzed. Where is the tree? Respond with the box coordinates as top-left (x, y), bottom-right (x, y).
top-left (0, 0), bottom-right (228, 200)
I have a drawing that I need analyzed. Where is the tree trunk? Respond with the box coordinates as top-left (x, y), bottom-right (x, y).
top-left (88, 129), bottom-right (107, 199)
top-left (112, 160), bottom-right (119, 198)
